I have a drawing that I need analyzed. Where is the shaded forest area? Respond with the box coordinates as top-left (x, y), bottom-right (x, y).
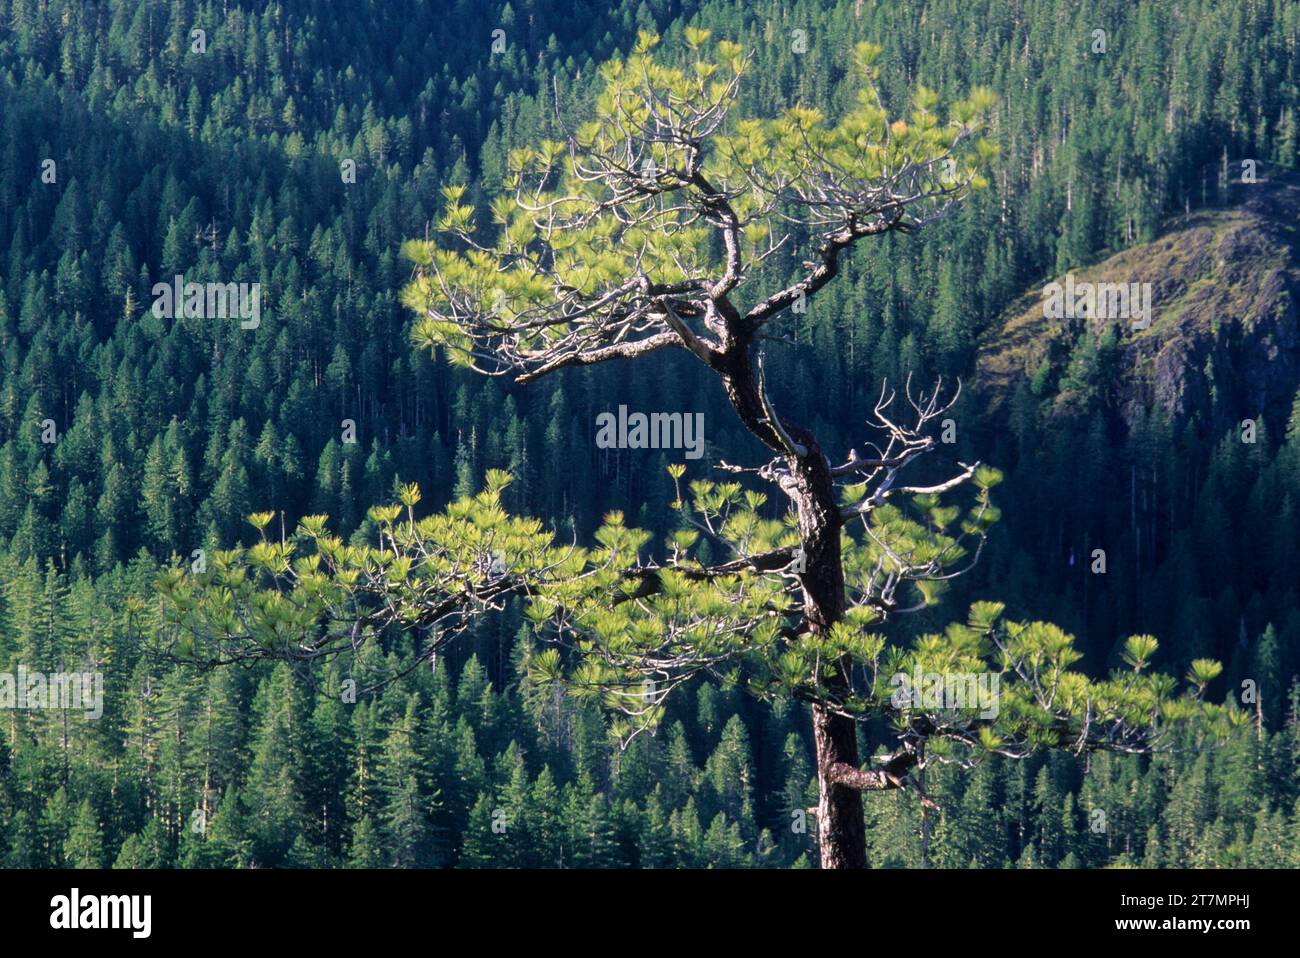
top-left (0, 0), bottom-right (1298, 867)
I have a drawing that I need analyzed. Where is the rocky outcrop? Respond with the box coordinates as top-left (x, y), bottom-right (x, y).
top-left (978, 175), bottom-right (1300, 432)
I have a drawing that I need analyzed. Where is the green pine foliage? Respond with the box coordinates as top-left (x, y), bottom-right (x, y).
top-left (0, 0), bottom-right (1296, 867)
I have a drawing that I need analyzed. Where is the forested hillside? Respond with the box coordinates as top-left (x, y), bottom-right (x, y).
top-left (1, 0), bottom-right (1298, 868)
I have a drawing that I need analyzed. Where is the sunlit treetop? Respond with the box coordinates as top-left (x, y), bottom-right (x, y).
top-left (400, 31), bottom-right (998, 382)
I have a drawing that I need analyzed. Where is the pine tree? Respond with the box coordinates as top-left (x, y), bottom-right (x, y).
top-left (377, 696), bottom-right (435, 867)
top-left (243, 665), bottom-right (308, 865)
top-left (459, 793), bottom-right (501, 868)
top-left (638, 787), bottom-right (674, 869)
top-left (347, 815), bottom-right (385, 868)
top-left (63, 798), bottom-right (104, 868)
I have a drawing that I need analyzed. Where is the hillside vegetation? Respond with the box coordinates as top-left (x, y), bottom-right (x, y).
top-left (0, 0), bottom-right (1297, 868)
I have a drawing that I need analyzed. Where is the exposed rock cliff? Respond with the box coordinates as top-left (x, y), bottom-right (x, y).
top-left (978, 175), bottom-right (1300, 432)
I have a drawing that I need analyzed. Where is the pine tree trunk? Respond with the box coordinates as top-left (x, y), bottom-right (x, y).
top-left (812, 703), bottom-right (867, 868)
top-left (789, 439), bottom-right (866, 869)
top-left (717, 339), bottom-right (868, 868)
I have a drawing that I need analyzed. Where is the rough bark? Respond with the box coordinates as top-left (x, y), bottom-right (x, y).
top-left (790, 451), bottom-right (867, 870)
top-left (813, 704), bottom-right (868, 868)
top-left (716, 336), bottom-right (867, 868)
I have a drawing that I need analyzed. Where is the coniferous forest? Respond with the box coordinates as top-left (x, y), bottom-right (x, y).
top-left (0, 0), bottom-right (1299, 878)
